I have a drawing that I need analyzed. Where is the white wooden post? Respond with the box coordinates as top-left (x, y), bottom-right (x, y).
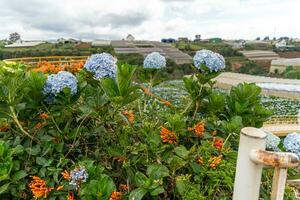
top-left (233, 127), bottom-right (266, 200)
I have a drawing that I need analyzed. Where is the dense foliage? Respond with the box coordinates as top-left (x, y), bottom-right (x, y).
top-left (0, 50), bottom-right (296, 200)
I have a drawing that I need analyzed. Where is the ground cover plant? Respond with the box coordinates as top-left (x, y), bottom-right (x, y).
top-left (0, 50), bottom-right (297, 199)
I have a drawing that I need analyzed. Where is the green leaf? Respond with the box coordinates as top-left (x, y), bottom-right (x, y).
top-left (134, 172), bottom-right (148, 187)
top-left (0, 183), bottom-right (10, 194)
top-left (147, 164), bottom-right (169, 179)
top-left (174, 146), bottom-right (189, 159)
top-left (36, 157), bottom-right (52, 167)
top-left (129, 188), bottom-right (147, 200)
top-left (150, 186), bottom-right (165, 196)
top-left (12, 170), bottom-right (27, 181)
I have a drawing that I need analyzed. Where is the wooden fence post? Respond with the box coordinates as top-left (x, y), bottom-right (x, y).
top-left (233, 127), bottom-right (266, 200)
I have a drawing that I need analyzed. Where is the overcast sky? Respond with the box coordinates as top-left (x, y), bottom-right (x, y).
top-left (0, 0), bottom-right (299, 41)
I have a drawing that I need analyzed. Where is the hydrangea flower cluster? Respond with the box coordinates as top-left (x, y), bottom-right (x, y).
top-left (84, 53), bottom-right (117, 79)
top-left (283, 132), bottom-right (300, 157)
top-left (193, 49), bottom-right (225, 72)
top-left (70, 166), bottom-right (88, 189)
top-left (42, 71), bottom-right (77, 103)
top-left (143, 52), bottom-right (166, 69)
top-left (265, 132), bottom-right (280, 151)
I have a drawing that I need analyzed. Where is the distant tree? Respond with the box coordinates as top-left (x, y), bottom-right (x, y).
top-left (263, 36), bottom-right (270, 41)
top-left (9, 32), bottom-right (21, 43)
top-left (255, 37), bottom-right (261, 40)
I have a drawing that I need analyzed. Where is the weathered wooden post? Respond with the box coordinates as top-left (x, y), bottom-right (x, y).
top-left (233, 127), bottom-right (299, 200)
top-left (233, 127), bottom-right (266, 200)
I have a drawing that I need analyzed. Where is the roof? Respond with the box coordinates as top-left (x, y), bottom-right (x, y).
top-left (5, 41), bottom-right (45, 48)
top-left (239, 50), bottom-right (279, 61)
top-left (91, 40), bottom-right (111, 46)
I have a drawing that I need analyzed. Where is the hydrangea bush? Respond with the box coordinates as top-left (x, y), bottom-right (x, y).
top-left (143, 52), bottom-right (166, 69)
top-left (42, 71), bottom-right (77, 103)
top-left (84, 53), bottom-right (117, 79)
top-left (193, 49), bottom-right (225, 72)
top-left (283, 133), bottom-right (300, 157)
top-left (265, 132), bottom-right (280, 151)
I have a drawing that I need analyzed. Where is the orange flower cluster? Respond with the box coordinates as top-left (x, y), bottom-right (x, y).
top-left (61, 170), bottom-right (71, 180)
top-left (0, 124), bottom-right (9, 132)
top-left (119, 184), bottom-right (129, 191)
top-left (109, 191), bottom-right (122, 200)
top-left (28, 176), bottom-right (54, 199)
top-left (56, 185), bottom-right (64, 191)
top-left (188, 122), bottom-right (205, 137)
top-left (40, 113), bottom-right (49, 119)
top-left (67, 192), bottom-right (75, 200)
top-left (32, 61), bottom-right (84, 74)
top-left (213, 137), bottom-right (224, 151)
top-left (122, 110), bottom-right (134, 124)
top-left (208, 155), bottom-right (223, 169)
top-left (160, 127), bottom-right (177, 144)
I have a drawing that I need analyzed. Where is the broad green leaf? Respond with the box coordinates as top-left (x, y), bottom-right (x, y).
top-left (129, 188), bottom-right (147, 200)
top-left (147, 164), bottom-right (169, 179)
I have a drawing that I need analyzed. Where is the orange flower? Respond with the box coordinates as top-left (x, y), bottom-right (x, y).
top-left (28, 176), bottom-right (54, 199)
top-left (0, 124), bottom-right (9, 132)
top-left (113, 156), bottom-right (126, 163)
top-left (40, 113), bottom-right (49, 119)
top-left (160, 127), bottom-right (177, 144)
top-left (213, 137), bottom-right (224, 151)
top-left (34, 122), bottom-right (44, 129)
top-left (196, 156), bottom-right (204, 165)
top-left (160, 99), bottom-right (172, 107)
top-left (61, 170), bottom-right (70, 180)
top-left (119, 184), bottom-right (129, 191)
top-left (208, 155), bottom-right (222, 169)
top-left (188, 122), bottom-right (205, 137)
top-left (109, 191), bottom-right (122, 200)
top-left (67, 192), bottom-right (74, 200)
top-left (56, 185), bottom-right (64, 191)
top-left (122, 111), bottom-right (134, 124)
top-left (141, 87), bottom-right (153, 96)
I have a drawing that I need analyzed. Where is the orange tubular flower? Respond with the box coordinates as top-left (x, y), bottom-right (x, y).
top-left (67, 192), bottom-right (74, 200)
top-left (213, 137), bottom-right (224, 151)
top-left (0, 124), bottom-right (9, 132)
top-left (56, 185), bottom-right (64, 191)
top-left (208, 155), bottom-right (223, 169)
top-left (160, 127), bottom-right (177, 144)
top-left (122, 111), bottom-right (134, 124)
top-left (61, 170), bottom-right (71, 180)
top-left (28, 176), bottom-right (54, 199)
top-left (34, 122), bottom-right (44, 130)
top-left (119, 184), bottom-right (129, 191)
top-left (40, 113), bottom-right (49, 119)
top-left (160, 99), bottom-right (172, 107)
top-left (188, 122), bottom-right (205, 137)
top-left (109, 191), bottom-right (122, 200)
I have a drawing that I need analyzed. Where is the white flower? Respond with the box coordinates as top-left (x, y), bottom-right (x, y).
top-left (193, 49), bottom-right (225, 72)
top-left (70, 166), bottom-right (88, 189)
top-left (143, 52), bottom-right (166, 69)
top-left (265, 132), bottom-right (280, 150)
top-left (84, 53), bottom-right (117, 79)
top-left (283, 132), bottom-right (300, 157)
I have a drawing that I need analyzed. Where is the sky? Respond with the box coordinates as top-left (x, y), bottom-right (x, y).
top-left (0, 0), bottom-right (299, 41)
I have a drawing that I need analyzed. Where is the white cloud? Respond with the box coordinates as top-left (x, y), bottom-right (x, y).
top-left (0, 0), bottom-right (299, 40)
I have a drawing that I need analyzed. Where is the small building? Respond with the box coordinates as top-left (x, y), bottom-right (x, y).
top-left (57, 38), bottom-right (79, 44)
top-left (161, 38), bottom-right (176, 43)
top-left (178, 37), bottom-right (189, 42)
top-left (91, 40), bottom-right (111, 47)
top-left (275, 40), bottom-right (287, 48)
top-left (126, 34), bottom-right (135, 41)
top-left (5, 40), bottom-right (45, 48)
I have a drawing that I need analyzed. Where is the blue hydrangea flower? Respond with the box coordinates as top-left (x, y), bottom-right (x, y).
top-left (70, 166), bottom-right (88, 188)
top-left (143, 52), bottom-right (166, 69)
top-left (193, 49), bottom-right (225, 72)
top-left (283, 133), bottom-right (300, 157)
top-left (265, 132), bottom-right (280, 151)
top-left (84, 53), bottom-right (117, 79)
top-left (42, 71), bottom-right (77, 103)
